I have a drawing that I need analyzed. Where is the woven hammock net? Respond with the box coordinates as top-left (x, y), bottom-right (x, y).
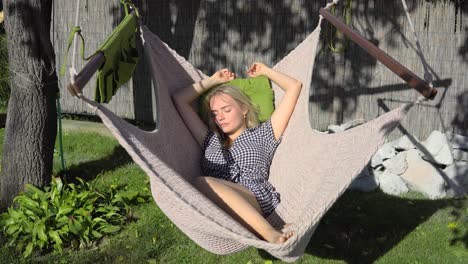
top-left (77, 17), bottom-right (415, 262)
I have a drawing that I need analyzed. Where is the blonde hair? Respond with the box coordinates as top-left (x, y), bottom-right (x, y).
top-left (201, 85), bottom-right (259, 147)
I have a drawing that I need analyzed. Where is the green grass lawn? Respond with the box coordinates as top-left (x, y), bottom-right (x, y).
top-left (0, 128), bottom-right (467, 263)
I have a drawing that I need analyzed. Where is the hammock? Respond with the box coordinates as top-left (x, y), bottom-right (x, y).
top-left (65, 4), bottom-right (436, 263)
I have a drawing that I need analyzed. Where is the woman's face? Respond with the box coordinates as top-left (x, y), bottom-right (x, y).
top-left (209, 93), bottom-right (247, 135)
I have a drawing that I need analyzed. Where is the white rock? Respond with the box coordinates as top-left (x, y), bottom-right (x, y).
top-left (371, 142), bottom-right (397, 168)
top-left (382, 151), bottom-right (408, 175)
top-left (391, 134), bottom-right (421, 151)
top-left (328, 119), bottom-right (365, 133)
top-left (400, 149), bottom-right (447, 199)
top-left (374, 165), bottom-right (384, 171)
top-left (327, 124), bottom-right (344, 133)
top-left (443, 162), bottom-right (468, 197)
top-left (340, 119), bottom-right (365, 131)
top-left (453, 149), bottom-right (468, 162)
top-left (378, 170), bottom-right (409, 195)
top-left (349, 166), bottom-right (379, 192)
top-left (313, 129), bottom-right (330, 134)
top-left (420, 131), bottom-right (454, 166)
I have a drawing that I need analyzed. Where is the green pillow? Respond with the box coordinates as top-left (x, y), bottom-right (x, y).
top-left (199, 75), bottom-right (274, 123)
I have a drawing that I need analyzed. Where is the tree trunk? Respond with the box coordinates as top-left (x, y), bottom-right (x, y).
top-left (0, 0), bottom-right (58, 209)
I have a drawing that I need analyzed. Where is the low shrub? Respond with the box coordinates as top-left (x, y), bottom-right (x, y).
top-left (0, 177), bottom-right (149, 258)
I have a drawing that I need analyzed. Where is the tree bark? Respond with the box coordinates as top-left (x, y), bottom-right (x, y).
top-left (0, 0), bottom-right (58, 209)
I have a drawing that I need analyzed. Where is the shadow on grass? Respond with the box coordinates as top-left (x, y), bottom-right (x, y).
top-left (448, 195), bottom-right (468, 250)
top-left (305, 192), bottom-right (463, 263)
top-left (257, 191), bottom-right (463, 263)
top-left (57, 145), bottom-right (133, 183)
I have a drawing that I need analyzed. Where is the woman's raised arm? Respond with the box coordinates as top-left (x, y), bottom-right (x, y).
top-left (172, 69), bottom-right (236, 147)
top-left (247, 63), bottom-right (302, 140)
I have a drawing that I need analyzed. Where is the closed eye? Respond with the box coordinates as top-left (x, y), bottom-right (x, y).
top-left (211, 106), bottom-right (232, 116)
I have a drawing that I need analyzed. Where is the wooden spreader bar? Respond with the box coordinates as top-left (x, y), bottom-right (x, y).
top-left (67, 53), bottom-right (105, 96)
top-left (68, 9), bottom-right (437, 101)
top-left (319, 8), bottom-right (437, 100)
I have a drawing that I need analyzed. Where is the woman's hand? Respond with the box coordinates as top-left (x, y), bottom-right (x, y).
top-left (247, 62), bottom-right (270, 77)
top-left (210, 68), bottom-right (236, 84)
top-left (191, 69), bottom-right (235, 96)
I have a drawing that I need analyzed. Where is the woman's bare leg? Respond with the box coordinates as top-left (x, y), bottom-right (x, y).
top-left (192, 176), bottom-right (293, 243)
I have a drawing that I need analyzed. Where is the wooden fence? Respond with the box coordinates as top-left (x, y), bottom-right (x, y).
top-left (53, 0), bottom-right (468, 139)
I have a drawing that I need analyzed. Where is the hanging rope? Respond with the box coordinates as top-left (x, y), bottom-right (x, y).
top-left (323, 0), bottom-right (340, 10)
top-left (401, 0), bottom-right (434, 104)
top-left (121, 0), bottom-right (140, 17)
top-left (60, 26), bottom-right (86, 76)
top-left (71, 0), bottom-right (82, 73)
top-left (319, 0), bottom-right (339, 27)
top-left (59, 0), bottom-right (84, 96)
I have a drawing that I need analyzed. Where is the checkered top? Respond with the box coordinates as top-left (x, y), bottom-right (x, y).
top-left (201, 119), bottom-right (282, 216)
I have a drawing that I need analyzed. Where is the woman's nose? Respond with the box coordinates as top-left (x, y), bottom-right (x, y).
top-left (215, 113), bottom-right (224, 122)
top-left (217, 112), bottom-right (225, 121)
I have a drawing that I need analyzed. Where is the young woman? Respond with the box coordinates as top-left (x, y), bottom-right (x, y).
top-left (172, 62), bottom-right (302, 244)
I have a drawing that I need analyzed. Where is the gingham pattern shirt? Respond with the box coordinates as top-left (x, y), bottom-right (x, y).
top-left (202, 119), bottom-right (282, 216)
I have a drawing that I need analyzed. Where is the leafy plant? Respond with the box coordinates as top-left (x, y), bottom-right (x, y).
top-left (0, 177), bottom-right (149, 258)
